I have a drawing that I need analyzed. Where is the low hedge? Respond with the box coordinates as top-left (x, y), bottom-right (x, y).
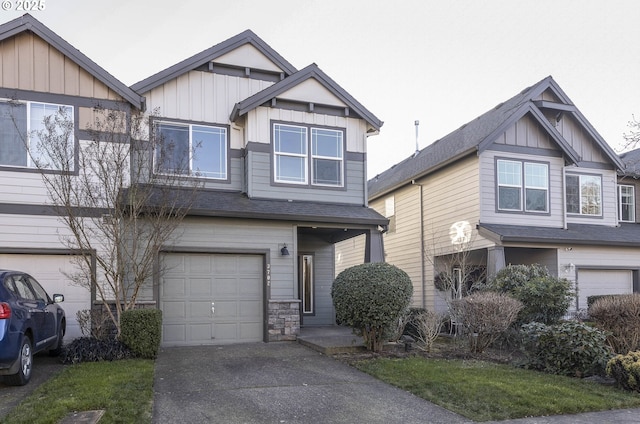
top-left (607, 351), bottom-right (640, 392)
top-left (120, 308), bottom-right (163, 359)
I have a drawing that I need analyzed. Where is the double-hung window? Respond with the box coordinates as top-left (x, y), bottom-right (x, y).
top-left (497, 159), bottom-right (548, 213)
top-left (155, 121), bottom-right (227, 179)
top-left (565, 173), bottom-right (602, 216)
top-left (0, 100), bottom-right (74, 170)
top-left (618, 184), bottom-right (635, 222)
top-left (273, 123), bottom-right (344, 187)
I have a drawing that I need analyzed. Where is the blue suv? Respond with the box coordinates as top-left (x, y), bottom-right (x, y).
top-left (0, 270), bottom-right (65, 386)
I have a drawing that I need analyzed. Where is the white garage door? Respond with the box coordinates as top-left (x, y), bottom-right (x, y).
top-left (160, 253), bottom-right (264, 346)
top-left (578, 269), bottom-right (633, 310)
top-left (0, 254), bottom-right (90, 341)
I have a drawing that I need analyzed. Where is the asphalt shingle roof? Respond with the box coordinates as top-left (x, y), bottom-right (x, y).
top-left (479, 222), bottom-right (640, 247)
top-left (129, 186), bottom-right (388, 226)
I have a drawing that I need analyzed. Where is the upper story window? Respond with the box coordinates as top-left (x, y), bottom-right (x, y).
top-left (496, 159), bottom-right (548, 213)
top-left (0, 100), bottom-right (74, 170)
top-left (618, 184), bottom-right (635, 222)
top-left (273, 123), bottom-right (344, 187)
top-left (566, 173), bottom-right (602, 216)
top-left (155, 121), bottom-right (227, 179)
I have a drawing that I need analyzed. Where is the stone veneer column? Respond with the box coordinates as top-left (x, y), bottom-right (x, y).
top-left (267, 299), bottom-right (301, 341)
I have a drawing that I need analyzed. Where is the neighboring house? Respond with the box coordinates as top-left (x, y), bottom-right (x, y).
top-left (0, 15), bottom-right (144, 339)
top-left (131, 29), bottom-right (386, 346)
top-left (0, 15), bottom-right (386, 346)
top-left (347, 76), bottom-right (640, 315)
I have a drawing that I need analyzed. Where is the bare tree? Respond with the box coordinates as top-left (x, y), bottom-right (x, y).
top-left (622, 115), bottom-right (640, 151)
top-left (19, 104), bottom-right (201, 336)
top-left (423, 221), bottom-right (487, 333)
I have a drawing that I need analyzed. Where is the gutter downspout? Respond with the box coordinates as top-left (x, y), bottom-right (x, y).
top-left (412, 179), bottom-right (426, 309)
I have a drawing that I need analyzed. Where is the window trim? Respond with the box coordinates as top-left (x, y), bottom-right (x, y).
top-left (565, 172), bottom-right (603, 217)
top-left (0, 99), bottom-right (76, 172)
top-left (618, 184), bottom-right (636, 223)
top-left (271, 121), bottom-right (346, 189)
top-left (153, 119), bottom-right (229, 181)
top-left (495, 158), bottom-right (549, 214)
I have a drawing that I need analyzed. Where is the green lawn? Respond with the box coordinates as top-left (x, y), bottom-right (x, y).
top-left (1, 359), bottom-right (154, 424)
top-left (355, 357), bottom-right (640, 422)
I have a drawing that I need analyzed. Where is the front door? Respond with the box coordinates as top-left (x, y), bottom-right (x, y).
top-left (299, 254), bottom-right (314, 325)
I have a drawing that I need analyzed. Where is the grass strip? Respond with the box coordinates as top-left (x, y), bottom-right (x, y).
top-left (355, 357), bottom-right (640, 421)
top-left (2, 359), bottom-right (154, 424)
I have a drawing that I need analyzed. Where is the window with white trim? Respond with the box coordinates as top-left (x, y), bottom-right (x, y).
top-left (273, 123), bottom-right (344, 187)
top-left (618, 184), bottom-right (635, 222)
top-left (0, 100), bottom-right (74, 170)
top-left (155, 121), bottom-right (227, 179)
top-left (565, 174), bottom-right (602, 216)
top-left (497, 159), bottom-right (548, 212)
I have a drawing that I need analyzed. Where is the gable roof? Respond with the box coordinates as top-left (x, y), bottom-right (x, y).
top-left (369, 76), bottom-right (623, 200)
top-left (229, 63), bottom-right (384, 131)
top-left (0, 14), bottom-right (143, 109)
top-left (131, 29), bottom-right (297, 94)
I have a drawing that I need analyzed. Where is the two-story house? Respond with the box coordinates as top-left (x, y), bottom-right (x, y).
top-left (130, 30), bottom-right (386, 346)
top-left (343, 76), bottom-right (640, 315)
top-left (0, 14), bottom-right (386, 346)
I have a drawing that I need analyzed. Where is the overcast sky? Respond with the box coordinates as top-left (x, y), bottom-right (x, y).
top-left (2, 0), bottom-right (638, 176)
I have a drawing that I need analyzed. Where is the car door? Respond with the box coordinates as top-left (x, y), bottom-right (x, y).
top-left (13, 274), bottom-right (53, 349)
top-left (25, 275), bottom-right (58, 347)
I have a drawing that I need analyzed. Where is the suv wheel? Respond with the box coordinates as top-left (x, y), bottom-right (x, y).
top-left (3, 336), bottom-right (33, 386)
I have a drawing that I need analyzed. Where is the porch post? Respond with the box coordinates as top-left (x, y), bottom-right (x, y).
top-left (487, 246), bottom-right (506, 279)
top-left (365, 229), bottom-right (385, 263)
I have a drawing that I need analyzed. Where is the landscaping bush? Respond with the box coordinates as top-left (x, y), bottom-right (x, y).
top-left (408, 309), bottom-right (444, 352)
top-left (589, 294), bottom-right (640, 354)
top-left (450, 291), bottom-right (523, 353)
top-left (120, 308), bottom-right (163, 359)
top-left (486, 264), bottom-right (573, 325)
top-left (521, 321), bottom-right (612, 377)
top-left (332, 262), bottom-right (413, 352)
top-left (61, 337), bottom-right (134, 364)
top-left (606, 351), bottom-right (640, 392)
top-left (76, 308), bottom-right (113, 340)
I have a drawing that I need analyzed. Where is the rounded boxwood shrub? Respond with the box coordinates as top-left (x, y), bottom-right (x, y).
top-left (332, 262), bottom-right (412, 352)
top-left (606, 351), bottom-right (640, 392)
top-left (120, 308), bottom-right (163, 359)
top-left (486, 264), bottom-right (573, 325)
top-left (521, 321), bottom-right (612, 377)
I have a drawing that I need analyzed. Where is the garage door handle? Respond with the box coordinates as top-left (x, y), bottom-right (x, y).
top-left (211, 302), bottom-right (215, 316)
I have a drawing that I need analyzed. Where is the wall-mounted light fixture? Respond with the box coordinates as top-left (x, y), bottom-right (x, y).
top-left (562, 263), bottom-right (575, 274)
top-left (280, 243), bottom-right (290, 256)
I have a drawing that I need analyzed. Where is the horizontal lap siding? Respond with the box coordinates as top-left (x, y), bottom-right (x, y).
top-left (373, 188), bottom-right (423, 307)
top-left (421, 156), bottom-right (490, 310)
top-left (334, 234), bottom-right (366, 277)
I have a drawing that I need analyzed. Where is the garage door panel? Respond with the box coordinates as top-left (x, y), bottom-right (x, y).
top-left (160, 253), bottom-right (263, 346)
top-left (578, 269), bottom-right (633, 310)
top-left (163, 278), bottom-right (187, 296)
top-left (190, 278), bottom-right (212, 296)
top-left (162, 301), bottom-right (186, 320)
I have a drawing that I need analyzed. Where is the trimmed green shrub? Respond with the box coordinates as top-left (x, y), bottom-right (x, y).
top-left (606, 351), bottom-right (640, 392)
top-left (589, 294), bottom-right (640, 354)
top-left (521, 321), bottom-right (612, 377)
top-left (450, 291), bottom-right (523, 353)
top-left (120, 308), bottom-right (163, 359)
top-left (486, 264), bottom-right (574, 325)
top-left (332, 262), bottom-right (413, 352)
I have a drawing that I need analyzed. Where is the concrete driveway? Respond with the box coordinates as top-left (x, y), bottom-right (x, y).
top-left (152, 342), bottom-right (472, 424)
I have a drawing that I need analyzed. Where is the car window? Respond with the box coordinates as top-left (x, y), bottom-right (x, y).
top-left (28, 277), bottom-right (51, 303)
top-left (3, 276), bottom-right (18, 297)
top-left (14, 275), bottom-right (37, 300)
